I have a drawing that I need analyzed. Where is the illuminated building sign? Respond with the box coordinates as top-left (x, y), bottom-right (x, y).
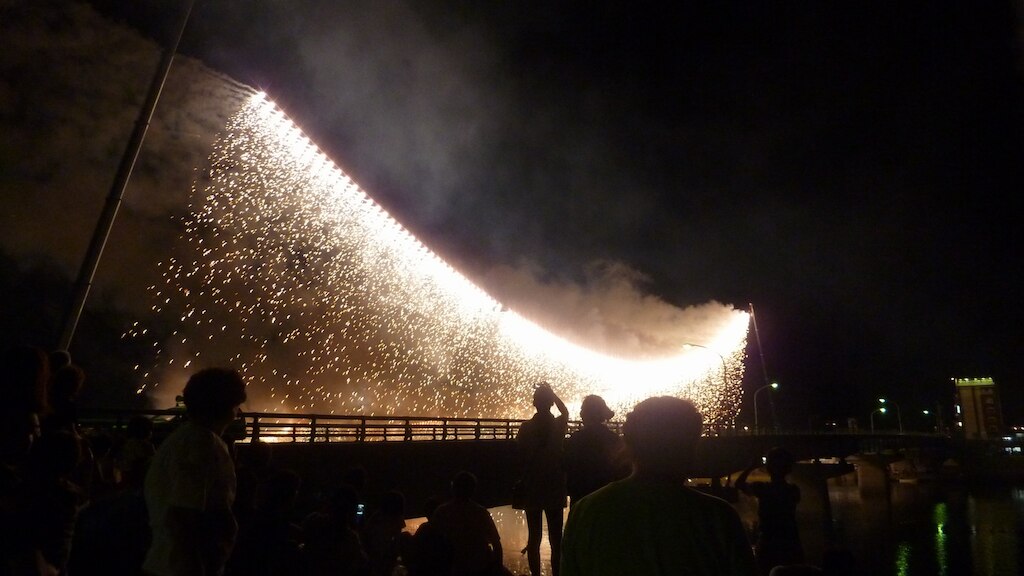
top-left (954, 377), bottom-right (1003, 440)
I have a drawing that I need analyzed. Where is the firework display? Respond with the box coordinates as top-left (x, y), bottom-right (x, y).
top-left (128, 93), bottom-right (748, 422)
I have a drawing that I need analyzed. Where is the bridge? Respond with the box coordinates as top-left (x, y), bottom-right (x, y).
top-left (81, 409), bottom-right (954, 516)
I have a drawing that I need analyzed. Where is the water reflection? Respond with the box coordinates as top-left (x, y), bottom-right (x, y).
top-left (405, 482), bottom-right (1023, 576)
top-left (407, 505), bottom-right (564, 576)
top-left (828, 480), bottom-right (1023, 576)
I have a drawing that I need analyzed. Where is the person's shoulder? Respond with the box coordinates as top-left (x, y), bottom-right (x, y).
top-left (688, 486), bottom-right (732, 504)
top-left (572, 477), bottom-right (630, 506)
top-left (431, 499), bottom-right (461, 521)
top-left (682, 485), bottom-right (740, 514)
top-left (166, 420), bottom-right (211, 441)
top-left (745, 480), bottom-right (770, 495)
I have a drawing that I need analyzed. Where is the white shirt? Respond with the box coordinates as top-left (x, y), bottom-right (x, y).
top-left (143, 420), bottom-right (236, 576)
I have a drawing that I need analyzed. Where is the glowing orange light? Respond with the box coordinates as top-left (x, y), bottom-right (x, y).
top-left (132, 93), bottom-right (748, 422)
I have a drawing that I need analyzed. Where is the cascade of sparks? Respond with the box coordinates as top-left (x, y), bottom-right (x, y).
top-left (127, 92), bottom-right (749, 422)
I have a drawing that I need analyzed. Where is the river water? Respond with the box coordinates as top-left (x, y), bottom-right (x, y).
top-left (407, 479), bottom-right (1024, 576)
top-left (825, 480), bottom-right (1024, 576)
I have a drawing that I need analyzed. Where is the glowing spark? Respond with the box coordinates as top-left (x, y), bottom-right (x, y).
top-left (133, 93), bottom-right (749, 422)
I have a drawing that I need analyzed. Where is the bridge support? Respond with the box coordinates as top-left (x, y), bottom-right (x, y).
top-left (849, 454), bottom-right (900, 498)
top-left (789, 460), bottom-right (854, 561)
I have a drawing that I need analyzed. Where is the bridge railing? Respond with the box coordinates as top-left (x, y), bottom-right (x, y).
top-left (77, 409), bottom-right (944, 444)
top-left (245, 412), bottom-right (525, 442)
top-left (78, 409), bottom-right (529, 443)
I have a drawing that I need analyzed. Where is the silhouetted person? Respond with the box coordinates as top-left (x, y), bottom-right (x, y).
top-left (44, 363), bottom-right (100, 494)
top-left (19, 429), bottom-right (86, 576)
top-left (1, 345), bottom-right (50, 574)
top-left (68, 454), bottom-right (151, 575)
top-left (301, 483), bottom-right (369, 575)
top-left (564, 395), bottom-right (628, 507)
top-left (343, 464), bottom-right (370, 530)
top-left (47, 350), bottom-right (71, 372)
top-left (737, 447), bottom-right (803, 575)
top-left (116, 416), bottom-right (156, 488)
top-left (408, 495), bottom-right (452, 576)
top-left (364, 489), bottom-right (408, 576)
top-left (233, 439), bottom-right (274, 525)
top-left (516, 382), bottom-right (569, 576)
top-left (432, 470), bottom-right (504, 576)
top-left (226, 468), bottom-right (303, 576)
top-left (44, 364), bottom-right (84, 434)
top-left (561, 396), bottom-right (756, 576)
top-left (1, 345), bottom-right (49, 467)
top-left (143, 367), bottom-right (247, 576)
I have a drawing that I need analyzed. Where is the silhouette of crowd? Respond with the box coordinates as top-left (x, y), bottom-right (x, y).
top-left (2, 347), bottom-right (852, 576)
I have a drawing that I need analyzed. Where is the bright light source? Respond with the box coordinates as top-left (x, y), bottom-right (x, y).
top-left (129, 93), bottom-right (751, 421)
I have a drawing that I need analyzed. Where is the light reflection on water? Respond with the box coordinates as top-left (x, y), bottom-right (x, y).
top-left (405, 482), bottom-right (1023, 576)
top-left (406, 505), bottom-right (564, 576)
top-left (826, 480), bottom-right (1023, 576)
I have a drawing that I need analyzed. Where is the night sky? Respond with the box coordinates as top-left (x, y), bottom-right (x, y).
top-left (4, 1), bottom-right (1022, 426)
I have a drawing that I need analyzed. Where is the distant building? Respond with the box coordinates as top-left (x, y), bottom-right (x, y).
top-left (953, 377), bottom-right (1004, 440)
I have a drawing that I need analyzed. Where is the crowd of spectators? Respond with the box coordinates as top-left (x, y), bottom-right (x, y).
top-left (2, 345), bottom-right (849, 576)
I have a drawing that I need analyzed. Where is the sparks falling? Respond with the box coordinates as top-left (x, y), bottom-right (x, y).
top-left (127, 92), bottom-right (749, 422)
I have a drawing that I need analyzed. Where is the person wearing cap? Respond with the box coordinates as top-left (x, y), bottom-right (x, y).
top-left (143, 368), bottom-right (247, 576)
top-left (564, 395), bottom-right (629, 508)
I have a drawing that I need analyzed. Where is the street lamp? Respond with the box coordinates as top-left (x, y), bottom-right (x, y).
top-left (921, 409), bottom-right (939, 433)
top-left (870, 407), bottom-right (887, 433)
top-left (754, 382), bottom-right (779, 432)
top-left (683, 343), bottom-right (728, 389)
top-left (878, 398), bottom-right (903, 433)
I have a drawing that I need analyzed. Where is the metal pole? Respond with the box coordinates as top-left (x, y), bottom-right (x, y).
top-left (683, 343), bottom-right (728, 390)
top-left (57, 0), bottom-right (195, 351)
top-left (754, 389), bottom-right (760, 431)
top-left (879, 398), bottom-right (904, 434)
top-left (871, 408), bottom-right (885, 433)
top-left (748, 303), bottom-right (777, 428)
top-left (748, 303), bottom-right (771, 389)
top-left (754, 384), bottom-right (768, 432)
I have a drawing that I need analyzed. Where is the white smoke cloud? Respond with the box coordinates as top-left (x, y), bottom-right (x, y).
top-left (0, 1), bottom-right (249, 307)
top-left (481, 258), bottom-right (744, 358)
top-left (1, 2), bottom-right (747, 414)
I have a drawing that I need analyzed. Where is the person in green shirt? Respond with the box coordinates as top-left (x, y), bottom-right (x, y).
top-left (561, 396), bottom-right (756, 576)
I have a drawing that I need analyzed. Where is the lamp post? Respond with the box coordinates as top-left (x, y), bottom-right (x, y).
top-left (754, 382), bottom-right (779, 433)
top-left (921, 409), bottom-right (939, 433)
top-left (878, 398), bottom-right (903, 433)
top-left (683, 343), bottom-right (728, 389)
top-left (870, 407), bottom-right (887, 433)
